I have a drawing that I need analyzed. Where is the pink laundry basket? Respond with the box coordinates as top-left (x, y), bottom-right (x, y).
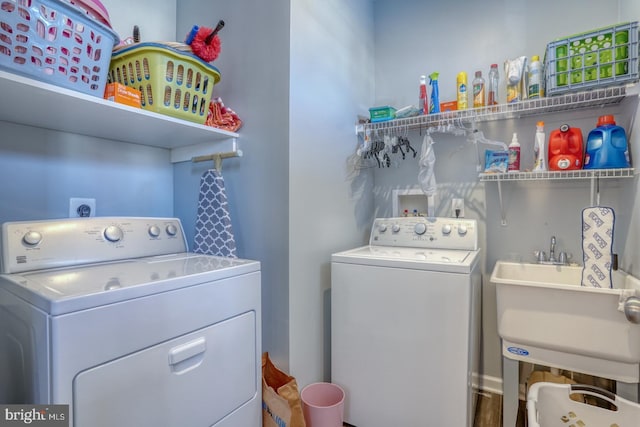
top-left (301, 382), bottom-right (345, 427)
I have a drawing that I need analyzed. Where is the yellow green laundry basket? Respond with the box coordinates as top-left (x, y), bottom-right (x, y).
top-left (109, 42), bottom-right (221, 124)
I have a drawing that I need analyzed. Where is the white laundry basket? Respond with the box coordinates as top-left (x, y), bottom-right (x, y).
top-left (527, 382), bottom-right (640, 427)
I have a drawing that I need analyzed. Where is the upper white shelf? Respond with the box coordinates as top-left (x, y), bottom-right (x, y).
top-left (359, 84), bottom-right (639, 134)
top-left (0, 70), bottom-right (238, 161)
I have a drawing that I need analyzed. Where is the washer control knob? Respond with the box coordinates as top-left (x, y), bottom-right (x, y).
top-left (104, 225), bottom-right (124, 242)
top-left (414, 222), bottom-right (427, 235)
top-left (148, 225), bottom-right (161, 238)
top-left (392, 223), bottom-right (401, 233)
top-left (23, 231), bottom-right (42, 246)
top-left (166, 224), bottom-right (178, 237)
top-left (442, 224), bottom-right (452, 235)
top-left (458, 224), bottom-right (468, 236)
top-left (378, 223), bottom-right (388, 233)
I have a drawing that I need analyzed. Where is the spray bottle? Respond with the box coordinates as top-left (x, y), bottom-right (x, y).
top-left (508, 132), bottom-right (521, 172)
top-left (429, 72), bottom-right (440, 114)
top-left (419, 75), bottom-right (428, 114)
top-left (532, 121), bottom-right (547, 171)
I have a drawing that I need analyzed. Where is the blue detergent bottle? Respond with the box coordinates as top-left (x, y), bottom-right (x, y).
top-left (583, 115), bottom-right (630, 169)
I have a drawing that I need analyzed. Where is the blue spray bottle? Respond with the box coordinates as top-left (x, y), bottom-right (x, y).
top-left (429, 72), bottom-right (440, 114)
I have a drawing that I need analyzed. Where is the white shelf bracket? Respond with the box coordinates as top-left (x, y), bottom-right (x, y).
top-left (497, 176), bottom-right (507, 226)
top-left (590, 173), bottom-right (601, 206)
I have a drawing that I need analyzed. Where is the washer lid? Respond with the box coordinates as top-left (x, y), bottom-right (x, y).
top-left (0, 253), bottom-right (260, 315)
top-left (332, 245), bottom-right (480, 273)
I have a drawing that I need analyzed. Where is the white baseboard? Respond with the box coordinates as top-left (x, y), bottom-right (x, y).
top-left (475, 373), bottom-right (503, 395)
top-left (475, 373), bottom-right (528, 400)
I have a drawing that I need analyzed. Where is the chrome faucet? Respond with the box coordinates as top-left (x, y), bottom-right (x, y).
top-left (549, 236), bottom-right (557, 263)
top-left (535, 236), bottom-right (571, 265)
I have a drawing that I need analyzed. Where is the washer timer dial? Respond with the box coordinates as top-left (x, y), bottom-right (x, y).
top-left (166, 224), bottom-right (178, 236)
top-left (148, 225), bottom-right (161, 238)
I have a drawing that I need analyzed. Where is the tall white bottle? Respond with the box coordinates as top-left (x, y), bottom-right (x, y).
top-left (528, 55), bottom-right (542, 98)
top-left (532, 121), bottom-right (547, 171)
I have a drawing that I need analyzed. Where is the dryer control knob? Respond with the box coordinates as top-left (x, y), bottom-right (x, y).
top-left (378, 223), bottom-right (388, 233)
top-left (414, 223), bottom-right (427, 235)
top-left (458, 225), bottom-right (468, 236)
top-left (104, 225), bottom-right (124, 242)
top-left (23, 231), bottom-right (42, 246)
top-left (148, 225), bottom-right (161, 238)
top-left (166, 224), bottom-right (178, 236)
top-left (442, 224), bottom-right (452, 235)
top-left (392, 223), bottom-right (401, 233)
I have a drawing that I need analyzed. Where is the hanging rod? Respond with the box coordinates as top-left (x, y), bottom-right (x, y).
top-left (191, 148), bottom-right (243, 171)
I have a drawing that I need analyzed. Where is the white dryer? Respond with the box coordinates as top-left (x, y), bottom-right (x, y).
top-left (0, 217), bottom-right (261, 427)
top-left (331, 216), bottom-right (481, 427)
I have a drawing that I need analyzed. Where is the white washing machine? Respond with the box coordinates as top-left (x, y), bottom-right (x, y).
top-left (0, 217), bottom-right (261, 427)
top-left (331, 216), bottom-right (481, 427)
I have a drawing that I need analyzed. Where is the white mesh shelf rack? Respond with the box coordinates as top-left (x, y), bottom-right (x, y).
top-left (358, 85), bottom-right (636, 135)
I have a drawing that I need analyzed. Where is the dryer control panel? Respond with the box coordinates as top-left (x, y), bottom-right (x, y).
top-left (370, 217), bottom-right (478, 250)
top-left (1, 217), bottom-right (187, 274)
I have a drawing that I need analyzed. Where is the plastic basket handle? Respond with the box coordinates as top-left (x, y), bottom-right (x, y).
top-left (569, 384), bottom-right (619, 409)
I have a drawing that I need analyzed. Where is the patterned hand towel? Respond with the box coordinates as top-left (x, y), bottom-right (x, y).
top-left (581, 206), bottom-right (615, 288)
top-left (193, 169), bottom-right (237, 258)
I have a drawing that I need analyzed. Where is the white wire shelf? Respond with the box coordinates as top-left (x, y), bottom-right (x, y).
top-left (482, 167), bottom-right (635, 226)
top-left (359, 84), bottom-right (637, 134)
top-left (479, 168), bottom-right (635, 181)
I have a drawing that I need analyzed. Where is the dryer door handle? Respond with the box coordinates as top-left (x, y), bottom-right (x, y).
top-left (168, 337), bottom-right (206, 373)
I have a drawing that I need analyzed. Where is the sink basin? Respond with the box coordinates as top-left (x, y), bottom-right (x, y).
top-left (492, 261), bottom-right (640, 383)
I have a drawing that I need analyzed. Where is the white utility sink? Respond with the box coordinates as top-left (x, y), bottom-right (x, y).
top-left (491, 261), bottom-right (640, 383)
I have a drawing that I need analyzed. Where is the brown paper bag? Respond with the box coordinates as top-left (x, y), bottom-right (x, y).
top-left (262, 352), bottom-right (306, 427)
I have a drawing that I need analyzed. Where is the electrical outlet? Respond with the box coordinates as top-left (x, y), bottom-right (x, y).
top-left (69, 198), bottom-right (96, 217)
top-left (452, 198), bottom-right (465, 218)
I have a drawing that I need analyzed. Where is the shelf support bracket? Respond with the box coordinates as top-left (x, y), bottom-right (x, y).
top-left (590, 173), bottom-right (601, 206)
top-left (497, 176), bottom-right (507, 226)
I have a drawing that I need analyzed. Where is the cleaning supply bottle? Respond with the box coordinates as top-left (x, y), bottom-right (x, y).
top-left (457, 71), bottom-right (468, 110)
top-left (488, 64), bottom-right (499, 105)
top-left (584, 115), bottom-right (631, 169)
top-left (508, 133), bottom-right (521, 172)
top-left (472, 71), bottom-right (485, 108)
top-left (532, 121), bottom-right (547, 171)
top-left (548, 124), bottom-right (583, 170)
top-left (429, 72), bottom-right (440, 114)
top-left (419, 75), bottom-right (428, 115)
top-left (528, 55), bottom-right (542, 98)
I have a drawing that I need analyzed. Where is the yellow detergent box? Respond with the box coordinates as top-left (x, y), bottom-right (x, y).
top-left (104, 83), bottom-right (142, 108)
top-left (440, 100), bottom-right (458, 111)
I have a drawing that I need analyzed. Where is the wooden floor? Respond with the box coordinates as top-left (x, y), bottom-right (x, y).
top-left (473, 391), bottom-right (526, 427)
top-left (341, 390), bottom-right (525, 427)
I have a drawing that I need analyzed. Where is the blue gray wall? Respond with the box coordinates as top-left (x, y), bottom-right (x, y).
top-left (371, 0), bottom-right (640, 388)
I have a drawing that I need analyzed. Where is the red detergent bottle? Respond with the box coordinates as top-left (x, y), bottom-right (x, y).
top-left (548, 124), bottom-right (584, 170)
top-left (584, 115), bottom-right (631, 169)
